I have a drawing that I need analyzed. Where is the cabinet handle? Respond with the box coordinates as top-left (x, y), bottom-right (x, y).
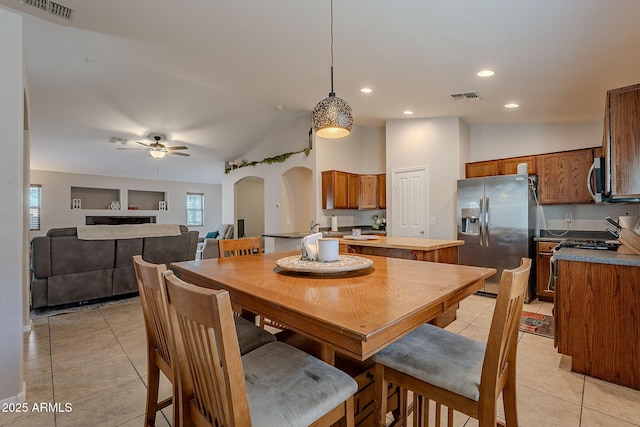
top-left (366, 372), bottom-right (374, 381)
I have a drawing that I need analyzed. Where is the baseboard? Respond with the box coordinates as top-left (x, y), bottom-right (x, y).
top-left (23, 319), bottom-right (32, 334)
top-left (0, 382), bottom-right (26, 405)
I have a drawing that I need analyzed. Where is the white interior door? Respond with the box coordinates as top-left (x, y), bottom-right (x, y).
top-left (391, 166), bottom-right (428, 238)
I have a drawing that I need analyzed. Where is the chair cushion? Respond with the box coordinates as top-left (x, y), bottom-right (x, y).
top-left (234, 316), bottom-right (276, 355)
top-left (243, 342), bottom-right (357, 427)
top-left (372, 323), bottom-right (485, 401)
top-left (205, 231), bottom-right (219, 239)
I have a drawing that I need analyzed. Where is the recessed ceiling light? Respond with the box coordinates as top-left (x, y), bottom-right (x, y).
top-left (505, 103), bottom-right (520, 109)
top-left (477, 70), bottom-right (495, 77)
top-left (403, 110), bottom-right (414, 115)
top-left (360, 87), bottom-right (373, 93)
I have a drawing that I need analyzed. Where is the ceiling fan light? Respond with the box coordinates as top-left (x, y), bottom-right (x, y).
top-left (312, 94), bottom-right (353, 138)
top-left (149, 150), bottom-right (166, 159)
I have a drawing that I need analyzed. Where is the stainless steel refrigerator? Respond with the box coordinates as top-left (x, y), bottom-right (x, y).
top-left (457, 174), bottom-right (536, 301)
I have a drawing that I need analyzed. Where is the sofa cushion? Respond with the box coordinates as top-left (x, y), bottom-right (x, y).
top-left (113, 267), bottom-right (138, 295)
top-left (48, 269), bottom-right (113, 306)
top-left (31, 236), bottom-right (51, 279)
top-left (51, 236), bottom-right (115, 276)
top-left (115, 238), bottom-right (144, 267)
top-left (205, 231), bottom-right (219, 239)
top-left (143, 233), bottom-right (190, 264)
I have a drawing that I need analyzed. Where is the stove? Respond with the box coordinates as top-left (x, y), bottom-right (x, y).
top-left (555, 239), bottom-right (620, 251)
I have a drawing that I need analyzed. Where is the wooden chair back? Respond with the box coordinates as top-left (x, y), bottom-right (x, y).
top-left (132, 255), bottom-right (175, 426)
top-left (217, 237), bottom-right (262, 257)
top-left (161, 270), bottom-right (251, 426)
top-left (479, 257), bottom-right (532, 422)
top-left (133, 255), bottom-right (172, 374)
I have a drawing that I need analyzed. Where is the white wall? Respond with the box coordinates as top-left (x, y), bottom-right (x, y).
top-left (30, 170), bottom-right (222, 237)
top-left (0, 7), bottom-right (26, 403)
top-left (386, 117), bottom-right (469, 239)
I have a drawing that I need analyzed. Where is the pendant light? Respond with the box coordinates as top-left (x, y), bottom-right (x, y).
top-left (312, 0), bottom-right (353, 139)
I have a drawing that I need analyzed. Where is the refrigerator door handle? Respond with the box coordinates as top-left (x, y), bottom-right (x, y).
top-left (484, 196), bottom-right (490, 246)
top-left (479, 196), bottom-right (484, 246)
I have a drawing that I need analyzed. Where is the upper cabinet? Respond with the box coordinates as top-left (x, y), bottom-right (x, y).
top-left (377, 174), bottom-right (387, 209)
top-left (605, 83), bottom-right (640, 198)
top-left (465, 155), bottom-right (536, 178)
top-left (538, 148), bottom-right (597, 204)
top-left (322, 170), bottom-right (386, 210)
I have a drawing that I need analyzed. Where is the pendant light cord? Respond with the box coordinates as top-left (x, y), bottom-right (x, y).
top-left (330, 0), bottom-right (335, 95)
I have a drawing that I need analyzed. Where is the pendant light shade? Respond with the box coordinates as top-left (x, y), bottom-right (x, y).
top-left (312, 0), bottom-right (353, 139)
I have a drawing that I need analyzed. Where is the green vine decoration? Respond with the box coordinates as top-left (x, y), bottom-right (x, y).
top-left (225, 147), bottom-right (312, 174)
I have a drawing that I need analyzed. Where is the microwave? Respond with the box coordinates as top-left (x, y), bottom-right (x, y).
top-left (589, 155), bottom-right (640, 203)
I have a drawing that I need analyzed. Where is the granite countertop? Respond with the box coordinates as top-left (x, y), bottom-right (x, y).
top-left (534, 230), bottom-right (613, 242)
top-left (263, 227), bottom-right (386, 239)
top-left (553, 247), bottom-right (640, 267)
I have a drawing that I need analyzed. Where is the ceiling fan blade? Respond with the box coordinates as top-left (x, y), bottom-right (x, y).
top-left (166, 146), bottom-right (188, 151)
top-left (168, 151), bottom-right (190, 156)
top-left (135, 141), bottom-right (150, 147)
top-left (117, 147), bottom-right (148, 151)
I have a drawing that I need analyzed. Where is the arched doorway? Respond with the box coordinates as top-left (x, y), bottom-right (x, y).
top-left (280, 167), bottom-right (313, 233)
top-left (234, 176), bottom-right (264, 238)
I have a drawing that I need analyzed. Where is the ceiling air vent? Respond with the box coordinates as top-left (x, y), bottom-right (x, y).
top-left (450, 91), bottom-right (480, 101)
top-left (20, 0), bottom-right (76, 21)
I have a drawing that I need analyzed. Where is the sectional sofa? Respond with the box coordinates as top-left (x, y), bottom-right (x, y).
top-left (30, 225), bottom-right (198, 308)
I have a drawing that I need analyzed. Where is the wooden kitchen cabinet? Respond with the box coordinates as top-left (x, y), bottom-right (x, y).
top-left (536, 241), bottom-right (557, 301)
top-left (377, 174), bottom-right (386, 209)
top-left (538, 148), bottom-right (597, 204)
top-left (358, 175), bottom-right (378, 209)
top-left (348, 173), bottom-right (359, 209)
top-left (555, 259), bottom-right (640, 390)
top-left (322, 170), bottom-right (348, 209)
top-left (322, 170), bottom-right (385, 210)
top-left (465, 155), bottom-right (536, 178)
top-left (498, 156), bottom-right (537, 175)
top-left (465, 160), bottom-right (498, 178)
top-left (605, 83), bottom-right (640, 198)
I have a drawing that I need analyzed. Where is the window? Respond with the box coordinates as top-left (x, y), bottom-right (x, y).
top-left (186, 193), bottom-right (204, 226)
top-left (30, 184), bottom-right (41, 231)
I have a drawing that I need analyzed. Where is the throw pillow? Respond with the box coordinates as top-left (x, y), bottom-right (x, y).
top-left (205, 231), bottom-right (219, 239)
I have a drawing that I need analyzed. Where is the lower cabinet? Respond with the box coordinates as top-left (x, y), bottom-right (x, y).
top-left (536, 241), bottom-right (557, 302)
top-left (555, 259), bottom-right (640, 390)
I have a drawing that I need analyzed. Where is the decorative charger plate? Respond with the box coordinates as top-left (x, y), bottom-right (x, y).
top-left (276, 255), bottom-right (373, 274)
top-left (342, 235), bottom-right (380, 240)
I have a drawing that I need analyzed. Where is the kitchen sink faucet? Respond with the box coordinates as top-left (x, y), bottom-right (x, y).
top-left (310, 221), bottom-right (320, 233)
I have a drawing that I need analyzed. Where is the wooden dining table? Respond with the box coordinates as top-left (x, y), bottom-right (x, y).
top-left (171, 251), bottom-right (496, 365)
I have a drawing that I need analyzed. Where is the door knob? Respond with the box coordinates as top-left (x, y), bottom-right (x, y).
top-left (419, 230), bottom-right (425, 234)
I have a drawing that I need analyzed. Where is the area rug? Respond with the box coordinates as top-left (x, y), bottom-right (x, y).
top-left (30, 295), bottom-right (140, 320)
top-left (519, 311), bottom-right (554, 339)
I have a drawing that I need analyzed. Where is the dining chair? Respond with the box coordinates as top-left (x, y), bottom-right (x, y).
top-left (133, 255), bottom-right (276, 427)
top-left (161, 269), bottom-right (358, 427)
top-left (217, 236), bottom-right (262, 257)
top-left (217, 236), bottom-right (287, 330)
top-left (373, 257), bottom-right (532, 427)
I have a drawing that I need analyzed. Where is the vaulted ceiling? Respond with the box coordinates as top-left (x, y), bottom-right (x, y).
top-left (2, 0), bottom-right (639, 184)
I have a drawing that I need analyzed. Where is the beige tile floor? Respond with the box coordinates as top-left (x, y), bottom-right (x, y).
top-left (3, 294), bottom-right (640, 427)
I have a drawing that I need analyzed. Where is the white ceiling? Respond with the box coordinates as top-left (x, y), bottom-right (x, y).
top-left (2, 0), bottom-right (640, 184)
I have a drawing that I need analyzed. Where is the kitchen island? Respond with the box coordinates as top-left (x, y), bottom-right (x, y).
top-left (339, 236), bottom-right (463, 265)
top-left (554, 246), bottom-right (640, 390)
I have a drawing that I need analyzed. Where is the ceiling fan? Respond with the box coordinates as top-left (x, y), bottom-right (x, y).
top-left (113, 135), bottom-right (190, 158)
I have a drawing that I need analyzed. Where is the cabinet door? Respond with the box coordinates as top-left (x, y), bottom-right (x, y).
top-left (346, 174), bottom-right (358, 209)
top-left (607, 84), bottom-right (640, 197)
top-left (498, 156), bottom-right (537, 175)
top-left (538, 148), bottom-right (595, 204)
top-left (358, 175), bottom-right (378, 209)
top-left (377, 174), bottom-right (386, 209)
top-left (465, 160), bottom-right (498, 178)
top-left (322, 170), bottom-right (349, 209)
top-left (536, 242), bottom-right (557, 301)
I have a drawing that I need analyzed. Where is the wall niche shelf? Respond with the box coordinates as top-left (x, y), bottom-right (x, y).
top-left (70, 187), bottom-right (120, 210)
top-left (127, 190), bottom-right (166, 211)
